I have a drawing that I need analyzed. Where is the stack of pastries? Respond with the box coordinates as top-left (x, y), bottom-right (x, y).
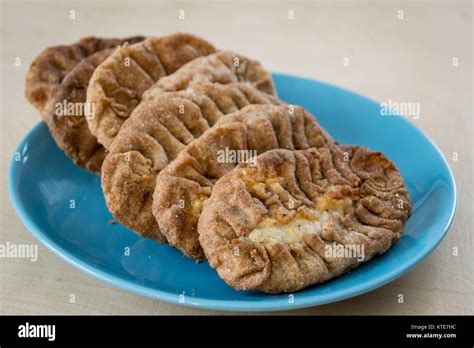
top-left (25, 33), bottom-right (411, 293)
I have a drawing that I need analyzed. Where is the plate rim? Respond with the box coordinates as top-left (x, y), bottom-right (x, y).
top-left (8, 73), bottom-right (457, 312)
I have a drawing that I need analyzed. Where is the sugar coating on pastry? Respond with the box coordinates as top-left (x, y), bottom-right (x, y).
top-left (25, 36), bottom-right (144, 115)
top-left (101, 83), bottom-right (281, 242)
top-left (44, 39), bottom-right (145, 172)
top-left (142, 51), bottom-right (275, 100)
top-left (86, 33), bottom-right (217, 149)
top-left (153, 104), bottom-right (335, 259)
top-left (198, 147), bottom-right (412, 293)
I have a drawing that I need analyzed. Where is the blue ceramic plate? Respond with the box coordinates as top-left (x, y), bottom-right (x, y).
top-left (9, 73), bottom-right (456, 312)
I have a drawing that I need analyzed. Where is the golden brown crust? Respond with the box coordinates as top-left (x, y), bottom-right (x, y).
top-left (153, 104), bottom-right (335, 259)
top-left (25, 36), bottom-right (145, 172)
top-left (25, 36), bottom-right (144, 115)
top-left (47, 41), bottom-right (145, 172)
top-left (86, 33), bottom-right (217, 149)
top-left (142, 51), bottom-right (275, 100)
top-left (198, 147), bottom-right (411, 293)
top-left (46, 50), bottom-right (111, 172)
top-left (101, 83), bottom-right (280, 242)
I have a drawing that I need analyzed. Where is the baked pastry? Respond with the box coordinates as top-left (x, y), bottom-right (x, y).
top-left (86, 33), bottom-right (216, 149)
top-left (45, 44), bottom-right (146, 172)
top-left (142, 51), bottom-right (275, 100)
top-left (153, 104), bottom-right (335, 259)
top-left (198, 147), bottom-right (412, 293)
top-left (25, 36), bottom-right (143, 115)
top-left (101, 83), bottom-right (281, 242)
top-left (23, 32), bottom-right (415, 295)
top-left (25, 36), bottom-right (145, 172)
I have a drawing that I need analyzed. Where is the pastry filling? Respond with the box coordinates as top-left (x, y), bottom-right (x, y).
top-left (246, 178), bottom-right (353, 244)
top-left (248, 209), bottom-right (329, 244)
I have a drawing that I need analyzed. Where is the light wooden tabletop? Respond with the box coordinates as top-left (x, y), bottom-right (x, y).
top-left (1, 0), bottom-right (472, 315)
